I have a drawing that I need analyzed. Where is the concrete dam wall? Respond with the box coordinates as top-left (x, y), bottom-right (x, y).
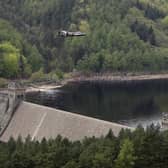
top-left (0, 95), bottom-right (10, 131)
top-left (0, 83), bottom-right (131, 142)
top-left (0, 101), bottom-right (131, 142)
top-left (0, 92), bottom-right (21, 137)
top-left (0, 82), bottom-right (25, 139)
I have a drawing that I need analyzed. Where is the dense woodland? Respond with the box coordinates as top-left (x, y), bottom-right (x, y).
top-left (0, 126), bottom-right (168, 168)
top-left (1, 0), bottom-right (168, 79)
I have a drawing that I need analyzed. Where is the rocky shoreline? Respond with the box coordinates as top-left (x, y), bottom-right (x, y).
top-left (66, 73), bottom-right (168, 84)
top-left (25, 73), bottom-right (168, 92)
top-left (26, 84), bottom-right (62, 93)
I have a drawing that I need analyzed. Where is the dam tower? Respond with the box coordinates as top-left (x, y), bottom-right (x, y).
top-left (7, 82), bottom-right (25, 109)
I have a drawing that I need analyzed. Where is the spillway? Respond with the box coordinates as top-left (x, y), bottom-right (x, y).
top-left (0, 101), bottom-right (131, 142)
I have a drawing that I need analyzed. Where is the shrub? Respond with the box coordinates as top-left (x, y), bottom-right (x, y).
top-left (30, 69), bottom-right (46, 82)
top-left (0, 78), bottom-right (7, 87)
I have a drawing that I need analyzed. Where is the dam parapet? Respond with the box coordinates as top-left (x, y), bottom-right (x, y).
top-left (0, 82), bottom-right (25, 136)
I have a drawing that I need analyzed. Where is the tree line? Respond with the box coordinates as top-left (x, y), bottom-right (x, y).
top-left (0, 125), bottom-right (168, 168)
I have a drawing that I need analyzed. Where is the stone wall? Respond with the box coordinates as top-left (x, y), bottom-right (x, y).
top-left (0, 91), bottom-right (21, 136)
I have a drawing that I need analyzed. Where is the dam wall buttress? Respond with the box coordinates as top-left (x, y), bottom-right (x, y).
top-left (0, 83), bottom-right (25, 137)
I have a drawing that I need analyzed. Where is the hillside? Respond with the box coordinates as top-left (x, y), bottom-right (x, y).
top-left (1, 0), bottom-right (168, 78)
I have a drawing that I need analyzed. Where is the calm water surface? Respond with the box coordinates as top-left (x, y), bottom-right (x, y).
top-left (26, 79), bottom-right (168, 127)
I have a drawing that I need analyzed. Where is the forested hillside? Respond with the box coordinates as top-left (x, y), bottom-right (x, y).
top-left (1, 0), bottom-right (168, 78)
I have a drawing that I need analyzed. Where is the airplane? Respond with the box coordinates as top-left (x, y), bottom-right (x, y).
top-left (58, 30), bottom-right (86, 37)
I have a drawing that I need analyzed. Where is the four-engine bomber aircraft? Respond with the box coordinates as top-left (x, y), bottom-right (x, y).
top-left (58, 30), bottom-right (86, 37)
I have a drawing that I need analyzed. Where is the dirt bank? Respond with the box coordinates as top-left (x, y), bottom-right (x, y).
top-left (25, 73), bottom-right (168, 92)
top-left (67, 73), bottom-right (168, 83)
top-left (26, 84), bottom-right (62, 93)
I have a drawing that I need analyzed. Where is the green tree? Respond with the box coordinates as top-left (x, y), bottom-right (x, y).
top-left (115, 139), bottom-right (136, 168)
top-left (0, 42), bottom-right (20, 78)
top-left (0, 42), bottom-right (31, 78)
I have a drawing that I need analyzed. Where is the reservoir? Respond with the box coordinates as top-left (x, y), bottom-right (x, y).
top-left (26, 79), bottom-right (168, 127)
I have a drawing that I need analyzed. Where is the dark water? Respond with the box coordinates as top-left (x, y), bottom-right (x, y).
top-left (26, 79), bottom-right (168, 127)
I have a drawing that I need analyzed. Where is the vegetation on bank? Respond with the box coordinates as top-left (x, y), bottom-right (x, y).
top-left (0, 125), bottom-right (168, 168)
top-left (0, 78), bottom-right (7, 88)
top-left (0, 19), bottom-right (42, 79)
top-left (2, 0), bottom-right (168, 79)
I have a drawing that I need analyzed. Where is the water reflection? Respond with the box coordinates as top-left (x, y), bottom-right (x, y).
top-left (26, 79), bottom-right (168, 127)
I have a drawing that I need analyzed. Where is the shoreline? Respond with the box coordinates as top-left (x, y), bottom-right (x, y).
top-left (25, 73), bottom-right (168, 92)
top-left (68, 73), bottom-right (168, 83)
top-left (26, 84), bottom-right (62, 93)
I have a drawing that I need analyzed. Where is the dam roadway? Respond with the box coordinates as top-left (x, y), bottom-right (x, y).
top-left (0, 101), bottom-right (132, 142)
